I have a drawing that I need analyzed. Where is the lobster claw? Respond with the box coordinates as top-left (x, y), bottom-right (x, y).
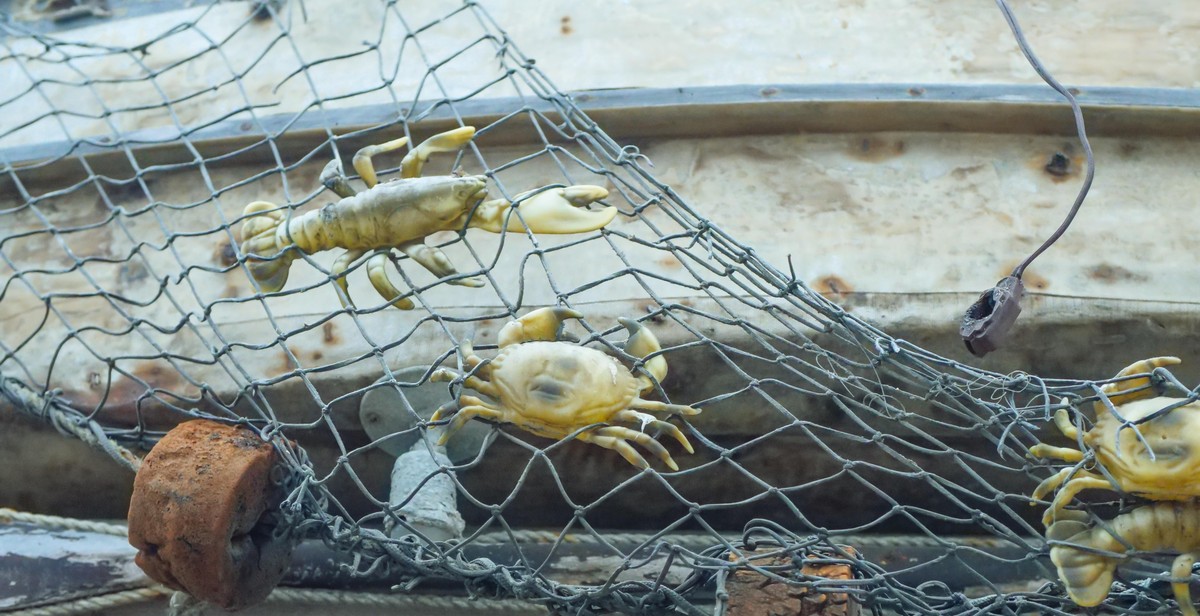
top-left (470, 185), bottom-right (616, 234)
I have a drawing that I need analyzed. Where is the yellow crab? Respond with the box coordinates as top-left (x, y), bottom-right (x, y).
top-left (1029, 356), bottom-right (1200, 527)
top-left (239, 126), bottom-right (617, 309)
top-left (430, 307), bottom-right (700, 470)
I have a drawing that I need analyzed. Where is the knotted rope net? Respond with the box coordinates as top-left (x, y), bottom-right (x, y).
top-left (2, 1), bottom-right (1194, 614)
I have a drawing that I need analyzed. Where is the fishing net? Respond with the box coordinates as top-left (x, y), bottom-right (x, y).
top-left (2, 1), bottom-right (1194, 614)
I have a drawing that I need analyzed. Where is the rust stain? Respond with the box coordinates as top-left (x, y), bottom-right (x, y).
top-left (560, 15), bottom-right (573, 35)
top-left (311, 351), bottom-right (324, 361)
top-left (991, 211), bottom-right (1015, 226)
top-left (657, 254), bottom-right (682, 269)
top-left (274, 346), bottom-right (298, 376)
top-left (67, 361), bottom-right (192, 430)
top-left (736, 145), bottom-right (782, 162)
top-left (118, 260), bottom-right (150, 286)
top-left (950, 164), bottom-right (984, 180)
top-left (1027, 147), bottom-right (1083, 183)
top-left (813, 275), bottom-right (854, 300)
top-left (250, 1), bottom-right (273, 21)
top-left (322, 322), bottom-right (338, 344)
top-left (637, 300), bottom-right (665, 323)
top-left (1088, 263), bottom-right (1148, 283)
top-left (213, 239), bottom-right (238, 267)
top-left (1000, 262), bottom-right (1049, 291)
top-left (847, 137), bottom-right (905, 162)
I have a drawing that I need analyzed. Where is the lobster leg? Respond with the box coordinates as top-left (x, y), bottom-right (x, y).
top-left (365, 250), bottom-right (414, 310)
top-left (330, 249), bottom-right (366, 308)
top-left (398, 240), bottom-right (485, 288)
top-left (1172, 552), bottom-right (1200, 616)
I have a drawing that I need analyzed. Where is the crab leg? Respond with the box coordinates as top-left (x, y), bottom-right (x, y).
top-left (469, 186), bottom-right (617, 234)
top-left (430, 367), bottom-right (500, 398)
top-left (430, 394), bottom-right (504, 444)
top-left (613, 410), bottom-right (694, 453)
top-left (1032, 468), bottom-right (1114, 527)
top-left (1028, 444), bottom-right (1085, 463)
top-left (631, 398), bottom-right (700, 417)
top-left (457, 340), bottom-right (488, 374)
top-left (398, 240), bottom-right (485, 288)
top-left (577, 426), bottom-right (681, 471)
top-left (365, 250), bottom-right (414, 310)
top-left (1047, 475), bottom-right (1118, 525)
top-left (1051, 405), bottom-right (1080, 440)
top-left (397, 126), bottom-right (477, 179)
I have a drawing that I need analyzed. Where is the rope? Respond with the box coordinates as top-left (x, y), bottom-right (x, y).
top-left (0, 508), bottom-right (128, 536)
top-left (0, 374), bottom-right (142, 473)
top-left (7, 586), bottom-right (548, 616)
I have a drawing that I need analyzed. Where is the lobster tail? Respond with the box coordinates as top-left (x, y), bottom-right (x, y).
top-left (239, 201), bottom-right (297, 293)
top-left (1047, 510), bottom-right (1120, 607)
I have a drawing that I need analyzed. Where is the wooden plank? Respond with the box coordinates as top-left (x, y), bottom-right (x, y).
top-left (8, 85), bottom-right (1200, 189)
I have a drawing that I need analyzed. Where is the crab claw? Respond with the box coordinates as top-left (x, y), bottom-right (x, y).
top-left (1096, 356), bottom-right (1181, 412)
top-left (469, 185), bottom-right (616, 234)
top-left (619, 317), bottom-right (667, 385)
top-left (239, 201), bottom-right (297, 293)
top-left (498, 307), bottom-right (584, 347)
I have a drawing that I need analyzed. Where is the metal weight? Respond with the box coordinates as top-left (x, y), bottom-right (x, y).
top-left (960, 276), bottom-right (1025, 357)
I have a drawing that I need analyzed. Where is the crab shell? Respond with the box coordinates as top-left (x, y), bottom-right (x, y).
top-left (1083, 395), bottom-right (1200, 498)
top-left (487, 341), bottom-right (644, 439)
top-left (1029, 357), bottom-right (1200, 527)
top-left (431, 308), bottom-right (699, 470)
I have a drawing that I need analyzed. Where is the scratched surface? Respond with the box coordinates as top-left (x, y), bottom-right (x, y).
top-left (5, 128), bottom-right (1200, 529)
top-left (2, 1), bottom-right (1198, 150)
top-left (6, 7), bottom-right (1200, 612)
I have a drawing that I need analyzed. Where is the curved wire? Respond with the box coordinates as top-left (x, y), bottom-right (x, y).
top-left (994, 0), bottom-right (1096, 279)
